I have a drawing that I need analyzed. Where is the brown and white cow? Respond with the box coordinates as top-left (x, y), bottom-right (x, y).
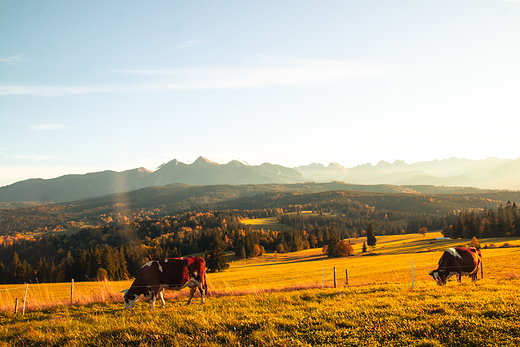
top-left (429, 247), bottom-right (482, 286)
top-left (121, 256), bottom-right (207, 310)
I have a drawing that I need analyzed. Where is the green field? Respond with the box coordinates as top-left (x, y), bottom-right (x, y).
top-left (2, 233), bottom-right (520, 346)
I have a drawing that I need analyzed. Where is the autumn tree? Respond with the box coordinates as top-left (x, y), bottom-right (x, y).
top-left (469, 236), bottom-right (481, 249)
top-left (333, 240), bottom-right (354, 257)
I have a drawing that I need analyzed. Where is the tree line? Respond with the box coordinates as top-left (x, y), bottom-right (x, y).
top-left (1, 201), bottom-right (518, 284)
top-left (442, 202), bottom-right (520, 239)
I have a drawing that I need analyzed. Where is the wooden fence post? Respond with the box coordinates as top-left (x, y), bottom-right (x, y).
top-left (345, 269), bottom-right (349, 285)
top-left (333, 267), bottom-right (337, 288)
top-left (14, 298), bottom-right (18, 313)
top-left (22, 283), bottom-right (28, 315)
top-left (70, 279), bottom-right (74, 305)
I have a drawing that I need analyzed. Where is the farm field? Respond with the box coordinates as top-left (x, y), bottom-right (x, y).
top-left (240, 216), bottom-right (293, 231)
top-left (1, 232), bottom-right (520, 346)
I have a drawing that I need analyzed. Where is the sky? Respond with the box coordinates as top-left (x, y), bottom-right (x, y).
top-left (1, 1), bottom-right (520, 187)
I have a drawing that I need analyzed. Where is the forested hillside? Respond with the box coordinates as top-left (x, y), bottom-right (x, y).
top-left (1, 184), bottom-right (519, 284)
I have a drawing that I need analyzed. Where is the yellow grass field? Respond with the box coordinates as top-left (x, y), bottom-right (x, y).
top-left (240, 216), bottom-right (293, 231)
top-left (2, 232), bottom-right (519, 312)
top-left (2, 232), bottom-right (520, 346)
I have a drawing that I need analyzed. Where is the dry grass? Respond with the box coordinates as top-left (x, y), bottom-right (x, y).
top-left (2, 233), bottom-right (520, 346)
top-left (2, 232), bottom-right (520, 313)
top-left (239, 216), bottom-right (293, 231)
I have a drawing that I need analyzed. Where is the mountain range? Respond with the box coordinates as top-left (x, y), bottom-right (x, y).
top-left (1, 156), bottom-right (519, 203)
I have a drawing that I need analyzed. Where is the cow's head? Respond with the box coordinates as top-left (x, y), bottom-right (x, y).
top-left (429, 270), bottom-right (446, 286)
top-left (121, 289), bottom-right (139, 310)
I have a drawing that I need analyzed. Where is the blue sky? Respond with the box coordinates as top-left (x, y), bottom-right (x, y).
top-left (1, 1), bottom-right (520, 187)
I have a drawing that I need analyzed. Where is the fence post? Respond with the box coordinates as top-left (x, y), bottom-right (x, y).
top-left (22, 283), bottom-right (28, 315)
top-left (333, 267), bottom-right (337, 288)
top-left (322, 267), bottom-right (324, 289)
top-left (345, 269), bottom-right (349, 285)
top-left (70, 279), bottom-right (74, 305)
top-left (14, 298), bottom-right (18, 314)
top-left (411, 260), bottom-right (414, 288)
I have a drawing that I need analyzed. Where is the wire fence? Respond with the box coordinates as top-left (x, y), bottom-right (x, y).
top-left (2, 247), bottom-right (519, 313)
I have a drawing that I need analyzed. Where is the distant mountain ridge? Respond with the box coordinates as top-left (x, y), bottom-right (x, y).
top-left (296, 157), bottom-right (519, 189)
top-left (0, 156), bottom-right (519, 203)
top-left (0, 157), bottom-right (306, 202)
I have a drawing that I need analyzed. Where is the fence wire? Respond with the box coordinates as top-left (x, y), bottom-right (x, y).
top-left (1, 250), bottom-right (512, 314)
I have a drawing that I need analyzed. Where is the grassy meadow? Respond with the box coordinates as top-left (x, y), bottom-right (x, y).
top-left (1, 232), bottom-right (520, 346)
top-left (240, 216), bottom-right (293, 231)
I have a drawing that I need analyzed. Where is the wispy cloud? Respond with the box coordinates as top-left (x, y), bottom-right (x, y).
top-left (13, 154), bottom-right (58, 160)
top-left (0, 85), bottom-right (121, 97)
top-left (29, 123), bottom-right (71, 131)
top-left (121, 57), bottom-right (395, 90)
top-left (177, 39), bottom-right (200, 48)
top-left (0, 57), bottom-right (395, 96)
top-left (0, 53), bottom-right (26, 65)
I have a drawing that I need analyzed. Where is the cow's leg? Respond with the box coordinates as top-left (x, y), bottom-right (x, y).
top-left (150, 293), bottom-right (157, 310)
top-left (199, 286), bottom-right (205, 305)
top-left (186, 287), bottom-right (196, 305)
top-left (196, 282), bottom-right (205, 304)
top-left (159, 290), bottom-right (166, 308)
top-left (457, 273), bottom-right (461, 283)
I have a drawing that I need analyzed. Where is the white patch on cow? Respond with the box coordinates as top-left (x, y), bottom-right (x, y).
top-left (142, 261), bottom-right (153, 268)
top-left (445, 272), bottom-right (458, 281)
top-left (164, 259), bottom-right (168, 263)
top-left (429, 270), bottom-right (442, 285)
top-left (445, 248), bottom-right (462, 259)
top-left (141, 260), bottom-right (163, 272)
top-left (186, 276), bottom-right (202, 289)
top-left (124, 294), bottom-right (139, 310)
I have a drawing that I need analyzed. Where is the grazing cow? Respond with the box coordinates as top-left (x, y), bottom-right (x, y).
top-left (429, 247), bottom-right (482, 286)
top-left (121, 256), bottom-right (207, 310)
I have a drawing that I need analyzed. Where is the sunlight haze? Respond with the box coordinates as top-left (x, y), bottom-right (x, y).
top-left (1, 1), bottom-right (520, 187)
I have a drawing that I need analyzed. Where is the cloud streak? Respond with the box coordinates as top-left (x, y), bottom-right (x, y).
top-left (0, 85), bottom-right (121, 97)
top-left (30, 123), bottom-right (71, 131)
top-left (123, 58), bottom-right (393, 90)
top-left (177, 39), bottom-right (200, 48)
top-left (13, 154), bottom-right (58, 160)
top-left (0, 57), bottom-right (395, 96)
top-left (0, 53), bottom-right (25, 65)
